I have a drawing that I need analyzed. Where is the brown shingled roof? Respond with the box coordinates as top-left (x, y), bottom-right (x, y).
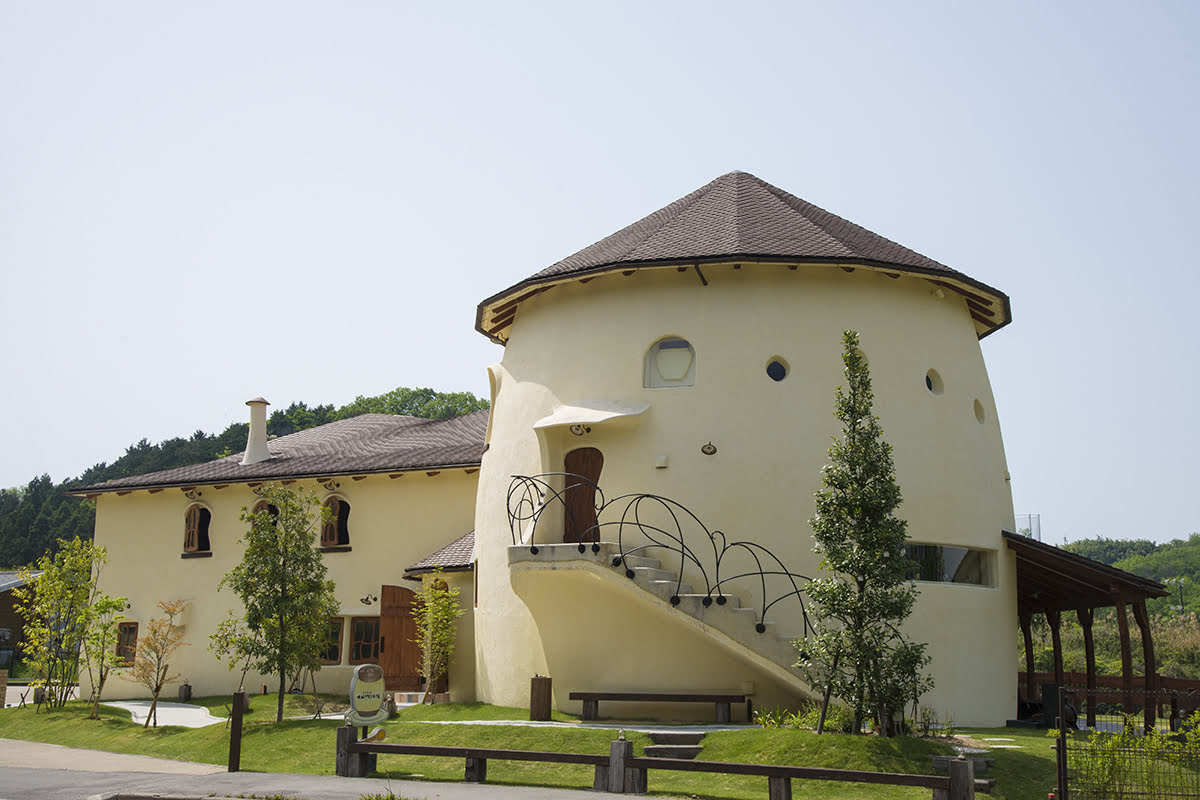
top-left (477, 171), bottom-right (1010, 342)
top-left (404, 531), bottom-right (475, 579)
top-left (72, 411), bottom-right (489, 494)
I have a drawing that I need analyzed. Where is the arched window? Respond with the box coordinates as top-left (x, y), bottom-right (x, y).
top-left (322, 497), bottom-right (351, 547)
top-left (252, 499), bottom-right (280, 519)
top-left (184, 504), bottom-right (211, 553)
top-left (643, 336), bottom-right (696, 388)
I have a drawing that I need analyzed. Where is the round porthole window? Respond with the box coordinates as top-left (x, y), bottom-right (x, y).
top-left (766, 358), bottom-right (789, 382)
top-left (925, 369), bottom-right (944, 396)
top-left (973, 398), bottom-right (986, 424)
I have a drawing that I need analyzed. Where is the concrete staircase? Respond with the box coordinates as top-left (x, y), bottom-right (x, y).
top-left (508, 542), bottom-right (806, 686)
top-left (643, 731), bottom-right (706, 759)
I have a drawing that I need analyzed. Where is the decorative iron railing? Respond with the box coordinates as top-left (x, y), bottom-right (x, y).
top-left (507, 472), bottom-right (813, 637)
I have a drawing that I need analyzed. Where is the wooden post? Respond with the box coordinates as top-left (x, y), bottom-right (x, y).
top-left (768, 775), bottom-right (793, 800)
top-left (607, 737), bottom-right (645, 794)
top-left (1047, 608), bottom-right (1065, 688)
top-left (335, 725), bottom-right (353, 777)
top-left (948, 757), bottom-right (976, 800)
top-left (0, 669), bottom-right (7, 709)
top-left (583, 698), bottom-right (599, 720)
top-left (530, 675), bottom-right (552, 721)
top-left (465, 756), bottom-right (488, 782)
top-left (1077, 607), bottom-right (1097, 729)
top-left (1115, 597), bottom-right (1134, 715)
top-left (228, 691), bottom-right (245, 773)
top-left (715, 701), bottom-right (731, 723)
top-left (1132, 600), bottom-right (1157, 731)
top-left (1019, 612), bottom-right (1035, 703)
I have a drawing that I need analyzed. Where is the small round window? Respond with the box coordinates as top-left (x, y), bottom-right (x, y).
top-left (766, 357), bottom-right (789, 382)
top-left (925, 369), bottom-right (944, 396)
top-left (973, 398), bottom-right (986, 424)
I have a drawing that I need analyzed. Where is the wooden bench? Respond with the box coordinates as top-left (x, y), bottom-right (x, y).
top-left (569, 691), bottom-right (748, 722)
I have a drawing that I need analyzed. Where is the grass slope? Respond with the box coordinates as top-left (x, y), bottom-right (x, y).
top-left (0, 701), bottom-right (1059, 799)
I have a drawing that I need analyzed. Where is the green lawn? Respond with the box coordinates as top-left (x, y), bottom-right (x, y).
top-left (0, 700), bottom-right (1060, 799)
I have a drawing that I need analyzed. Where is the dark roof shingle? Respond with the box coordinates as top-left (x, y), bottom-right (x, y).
top-left (477, 171), bottom-right (1010, 341)
top-left (405, 531), bottom-right (475, 578)
top-left (74, 411), bottom-right (489, 494)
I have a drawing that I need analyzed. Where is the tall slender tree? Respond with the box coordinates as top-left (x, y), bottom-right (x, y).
top-left (797, 330), bottom-right (932, 735)
top-left (212, 485), bottom-right (338, 723)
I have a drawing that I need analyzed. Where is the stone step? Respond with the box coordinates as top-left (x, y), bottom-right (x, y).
top-left (648, 580), bottom-right (693, 598)
top-left (648, 731), bottom-right (706, 745)
top-left (673, 592), bottom-right (741, 610)
top-left (629, 566), bottom-right (675, 583)
top-left (616, 554), bottom-right (661, 569)
top-left (643, 744), bottom-right (703, 760)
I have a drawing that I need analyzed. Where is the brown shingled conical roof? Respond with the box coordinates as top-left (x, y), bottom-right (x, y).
top-left (476, 171), bottom-right (1009, 342)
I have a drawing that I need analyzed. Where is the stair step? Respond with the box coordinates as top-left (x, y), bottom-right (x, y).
top-left (675, 592), bottom-right (741, 609)
top-left (648, 580), bottom-right (693, 597)
top-left (648, 731), bottom-right (706, 745)
top-left (643, 744), bottom-right (703, 759)
top-left (629, 566), bottom-right (675, 582)
top-left (616, 554), bottom-right (661, 569)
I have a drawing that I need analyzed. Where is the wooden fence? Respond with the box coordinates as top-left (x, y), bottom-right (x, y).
top-left (336, 728), bottom-right (994, 799)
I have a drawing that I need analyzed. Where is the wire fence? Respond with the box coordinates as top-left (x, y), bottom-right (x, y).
top-left (1063, 726), bottom-right (1200, 799)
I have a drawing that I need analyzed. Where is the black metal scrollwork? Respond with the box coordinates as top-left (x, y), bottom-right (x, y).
top-left (507, 473), bottom-right (813, 637)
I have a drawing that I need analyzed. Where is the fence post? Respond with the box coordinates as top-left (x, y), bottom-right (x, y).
top-left (465, 756), bottom-right (488, 782)
top-left (607, 737), bottom-right (630, 793)
top-left (228, 690), bottom-right (245, 773)
top-left (335, 725), bottom-right (353, 777)
top-left (0, 669), bottom-right (7, 709)
top-left (607, 735), bottom-right (646, 794)
top-left (767, 775), bottom-right (793, 800)
top-left (948, 757), bottom-right (975, 800)
top-left (1056, 691), bottom-right (1069, 800)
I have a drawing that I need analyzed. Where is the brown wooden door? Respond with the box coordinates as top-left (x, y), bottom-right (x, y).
top-left (380, 585), bottom-right (422, 691)
top-left (563, 447), bottom-right (603, 543)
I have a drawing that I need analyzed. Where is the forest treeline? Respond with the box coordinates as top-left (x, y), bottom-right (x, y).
top-left (0, 387), bottom-right (488, 568)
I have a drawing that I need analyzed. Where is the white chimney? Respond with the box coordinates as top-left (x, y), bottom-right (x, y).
top-left (241, 397), bottom-right (272, 465)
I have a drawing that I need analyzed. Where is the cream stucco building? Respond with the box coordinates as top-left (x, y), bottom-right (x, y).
top-left (77, 171), bottom-right (1018, 725)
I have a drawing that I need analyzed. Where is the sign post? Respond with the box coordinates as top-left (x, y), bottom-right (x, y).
top-left (340, 664), bottom-right (389, 777)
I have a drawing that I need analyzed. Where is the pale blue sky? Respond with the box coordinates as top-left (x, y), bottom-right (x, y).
top-left (2, 1), bottom-right (1197, 544)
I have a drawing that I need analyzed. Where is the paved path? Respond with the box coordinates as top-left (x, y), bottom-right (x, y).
top-left (0, 738), bottom-right (224, 774)
top-left (101, 698), bottom-right (752, 732)
top-left (0, 739), bottom-right (638, 800)
top-left (102, 701), bottom-right (227, 728)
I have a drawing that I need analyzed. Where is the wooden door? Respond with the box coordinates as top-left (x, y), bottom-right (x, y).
top-left (563, 447), bottom-right (603, 543)
top-left (380, 585), bottom-right (422, 691)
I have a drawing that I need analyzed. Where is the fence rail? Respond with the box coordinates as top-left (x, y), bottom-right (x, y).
top-left (337, 728), bottom-right (992, 797)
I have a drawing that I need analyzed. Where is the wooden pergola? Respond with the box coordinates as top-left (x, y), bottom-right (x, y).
top-left (1005, 531), bottom-right (1170, 729)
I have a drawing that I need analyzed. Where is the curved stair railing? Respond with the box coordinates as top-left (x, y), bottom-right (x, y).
top-left (507, 472), bottom-right (814, 638)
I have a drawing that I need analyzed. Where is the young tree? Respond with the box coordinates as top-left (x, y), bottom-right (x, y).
top-left (125, 598), bottom-right (190, 727)
top-left (81, 592), bottom-right (130, 719)
top-left (212, 485), bottom-right (338, 723)
top-left (13, 538), bottom-right (127, 711)
top-left (797, 331), bottom-right (932, 736)
top-left (412, 569), bottom-right (463, 701)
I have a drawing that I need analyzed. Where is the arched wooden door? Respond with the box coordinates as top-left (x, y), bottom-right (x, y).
top-left (381, 585), bottom-right (422, 691)
top-left (563, 447), bottom-right (603, 543)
